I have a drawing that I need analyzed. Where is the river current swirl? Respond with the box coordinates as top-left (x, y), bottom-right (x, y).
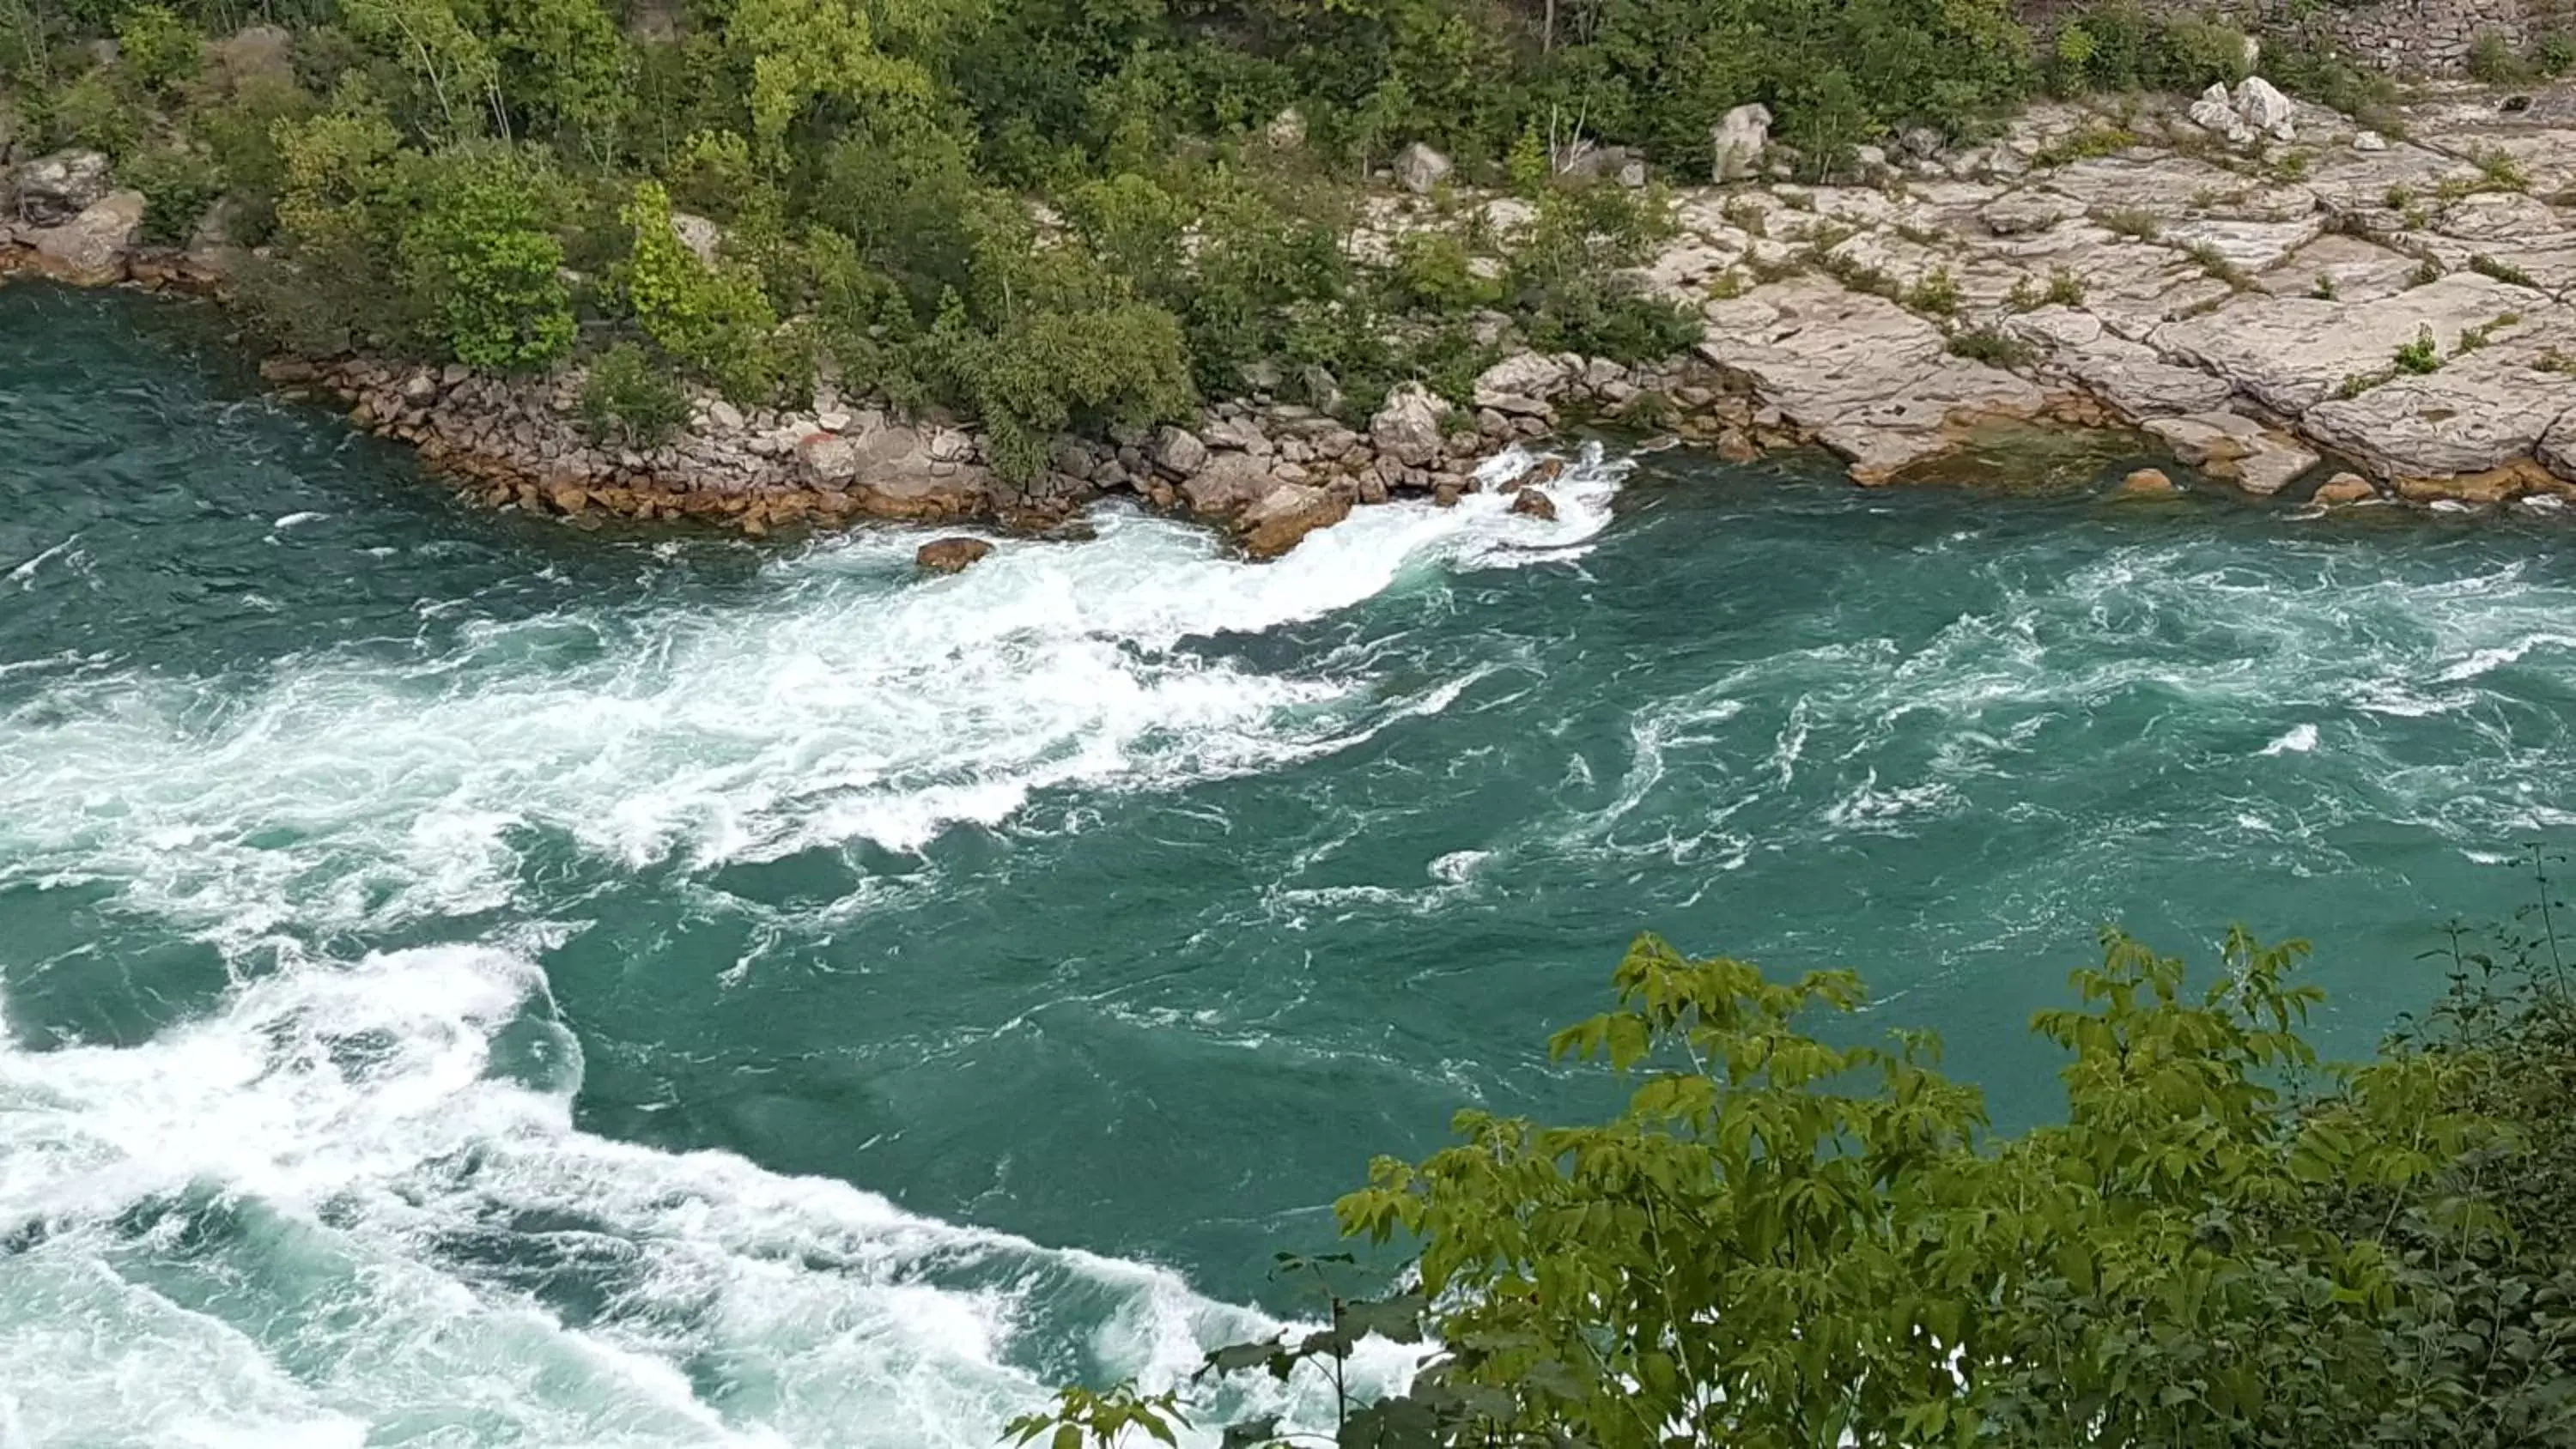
top-left (3, 286), bottom-right (2573, 1446)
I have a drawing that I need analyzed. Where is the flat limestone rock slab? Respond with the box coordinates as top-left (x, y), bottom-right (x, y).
top-left (1699, 278), bottom-right (2044, 481)
top-left (2257, 233), bottom-right (2422, 305)
top-left (2299, 340), bottom-right (2576, 482)
top-left (2148, 272), bottom-right (2540, 417)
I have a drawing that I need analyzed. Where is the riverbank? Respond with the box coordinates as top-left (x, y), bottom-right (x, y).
top-left (9, 76), bottom-right (2576, 551)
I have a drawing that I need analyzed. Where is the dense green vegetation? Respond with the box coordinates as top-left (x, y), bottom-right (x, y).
top-left (1022, 850), bottom-right (2576, 1446)
top-left (0, 0), bottom-right (2388, 477)
top-left (0, 0), bottom-right (2535, 474)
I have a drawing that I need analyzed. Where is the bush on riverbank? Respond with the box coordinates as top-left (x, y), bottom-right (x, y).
top-left (1023, 852), bottom-right (2576, 1446)
top-left (0, 0), bottom-right (2287, 473)
top-left (0, 0), bottom-right (2421, 479)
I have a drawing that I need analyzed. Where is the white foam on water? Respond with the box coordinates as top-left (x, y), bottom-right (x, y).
top-left (2262, 724), bottom-right (2320, 755)
top-left (3, 534), bottom-right (82, 587)
top-left (0, 943), bottom-right (1420, 1448)
top-left (0, 463), bottom-right (1606, 1447)
top-left (0, 449), bottom-right (1624, 946)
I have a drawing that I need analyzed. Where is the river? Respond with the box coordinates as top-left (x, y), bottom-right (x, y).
top-left (4, 283), bottom-right (2573, 1446)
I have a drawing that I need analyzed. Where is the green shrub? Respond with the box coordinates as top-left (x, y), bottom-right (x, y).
top-left (1904, 264), bottom-right (1959, 316)
top-left (397, 150), bottom-right (578, 372)
top-left (580, 342), bottom-right (690, 447)
top-left (2540, 31), bottom-right (2576, 76)
top-left (1386, 230), bottom-right (1503, 317)
top-left (1948, 324), bottom-right (2032, 367)
top-left (617, 179), bottom-right (795, 403)
top-left (113, 3), bottom-right (200, 93)
top-left (2467, 27), bottom-right (2528, 83)
top-left (192, 74), bottom-right (319, 246)
top-left (2471, 253), bottom-right (2540, 288)
top-left (2097, 205), bottom-right (2160, 241)
top-left (122, 145), bottom-right (222, 245)
top-left (2394, 324), bottom-right (2442, 374)
top-left (43, 66), bottom-right (144, 155)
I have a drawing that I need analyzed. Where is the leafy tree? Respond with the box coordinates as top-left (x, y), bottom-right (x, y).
top-left (616, 178), bottom-right (793, 401)
top-left (1024, 902), bottom-right (2576, 1448)
top-left (477, 0), bottom-right (627, 146)
top-left (725, 0), bottom-right (933, 156)
top-left (580, 340), bottom-right (690, 446)
top-left (396, 148), bottom-right (577, 369)
top-left (113, 3), bottom-right (201, 93)
top-left (339, 0), bottom-right (499, 142)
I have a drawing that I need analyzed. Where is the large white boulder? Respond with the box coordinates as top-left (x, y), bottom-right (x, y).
top-left (1712, 104), bottom-right (1772, 183)
top-left (1370, 381), bottom-right (1449, 467)
top-left (12, 149), bottom-right (112, 227)
top-left (2233, 76), bottom-right (2296, 143)
top-left (1393, 142), bottom-right (1452, 196)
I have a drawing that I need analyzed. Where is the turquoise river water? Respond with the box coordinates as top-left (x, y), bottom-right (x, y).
top-left (3, 284), bottom-right (2573, 1447)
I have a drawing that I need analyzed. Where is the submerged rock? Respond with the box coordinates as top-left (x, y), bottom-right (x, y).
top-left (2118, 467), bottom-right (2178, 495)
top-left (2313, 472), bottom-right (2378, 506)
top-left (2141, 411), bottom-right (2318, 495)
top-left (1510, 488), bottom-right (1559, 520)
top-left (915, 537), bottom-right (993, 573)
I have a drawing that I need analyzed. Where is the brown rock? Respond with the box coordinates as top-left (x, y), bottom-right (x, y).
top-left (1433, 480), bottom-right (1463, 508)
top-left (548, 482), bottom-right (592, 513)
top-left (1712, 428), bottom-right (1762, 464)
top-left (1238, 482), bottom-right (1352, 560)
top-left (1503, 457), bottom-right (1567, 494)
top-left (1178, 452), bottom-right (1276, 519)
top-left (1510, 489), bottom-right (1559, 521)
top-left (2118, 467), bottom-right (2178, 496)
top-left (2313, 472), bottom-right (2378, 506)
top-left (915, 537), bottom-right (994, 573)
top-left (28, 189), bottom-right (143, 286)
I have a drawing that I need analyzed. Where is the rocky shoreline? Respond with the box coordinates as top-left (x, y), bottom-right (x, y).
top-left (9, 76), bottom-right (2576, 555)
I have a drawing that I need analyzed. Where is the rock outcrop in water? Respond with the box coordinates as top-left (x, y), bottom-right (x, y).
top-left (11, 76), bottom-right (2576, 543)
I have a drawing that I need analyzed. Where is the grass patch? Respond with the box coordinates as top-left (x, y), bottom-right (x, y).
top-left (2456, 312), bottom-right (2523, 355)
top-left (2032, 122), bottom-right (2139, 169)
top-left (1947, 326), bottom-right (2034, 368)
top-left (2470, 253), bottom-right (2541, 288)
top-left (2097, 206), bottom-right (2162, 241)
top-left (1905, 264), bottom-right (1961, 316)
top-left (2394, 324), bottom-right (2442, 374)
top-left (2184, 242), bottom-right (2251, 288)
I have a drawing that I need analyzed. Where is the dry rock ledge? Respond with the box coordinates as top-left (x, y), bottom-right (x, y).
top-left (10, 80), bottom-right (2576, 551)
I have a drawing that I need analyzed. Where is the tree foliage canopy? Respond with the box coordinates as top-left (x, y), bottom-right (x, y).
top-left (1025, 855), bottom-right (2576, 1448)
